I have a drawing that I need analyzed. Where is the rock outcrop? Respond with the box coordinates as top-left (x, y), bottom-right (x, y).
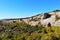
top-left (40, 10), bottom-right (60, 27)
top-left (1, 10), bottom-right (60, 27)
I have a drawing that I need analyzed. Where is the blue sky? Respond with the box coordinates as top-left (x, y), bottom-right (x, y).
top-left (0, 0), bottom-right (60, 19)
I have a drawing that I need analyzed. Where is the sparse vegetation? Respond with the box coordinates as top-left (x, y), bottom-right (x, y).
top-left (0, 21), bottom-right (60, 40)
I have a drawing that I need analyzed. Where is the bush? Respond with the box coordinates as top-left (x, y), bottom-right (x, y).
top-left (0, 21), bottom-right (60, 40)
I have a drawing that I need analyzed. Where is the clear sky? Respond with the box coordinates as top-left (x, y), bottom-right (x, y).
top-left (0, 0), bottom-right (60, 19)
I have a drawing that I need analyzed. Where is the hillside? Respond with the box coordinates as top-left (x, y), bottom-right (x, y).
top-left (0, 10), bottom-right (60, 40)
top-left (1, 10), bottom-right (60, 27)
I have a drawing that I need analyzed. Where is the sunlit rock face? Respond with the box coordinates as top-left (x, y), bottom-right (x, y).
top-left (40, 10), bottom-right (60, 27)
top-left (54, 20), bottom-right (60, 27)
top-left (56, 12), bottom-right (60, 18)
top-left (40, 13), bottom-right (56, 27)
top-left (28, 21), bottom-right (39, 26)
top-left (1, 10), bottom-right (60, 27)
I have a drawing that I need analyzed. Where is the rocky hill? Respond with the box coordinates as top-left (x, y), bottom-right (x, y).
top-left (0, 10), bottom-right (60, 40)
top-left (1, 10), bottom-right (60, 27)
